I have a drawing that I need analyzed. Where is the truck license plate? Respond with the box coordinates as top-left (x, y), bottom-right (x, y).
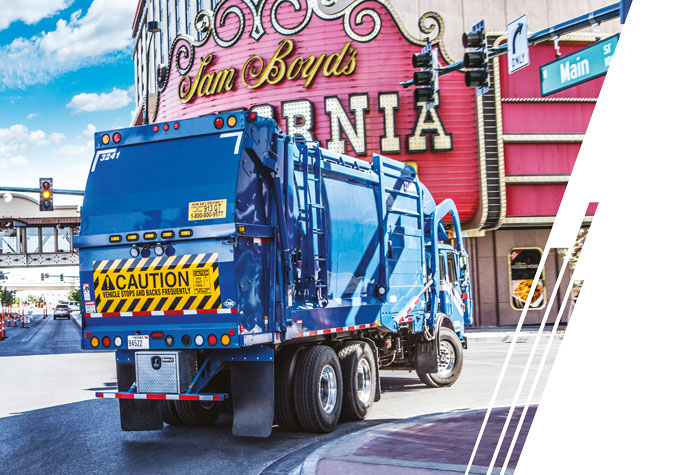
top-left (128, 335), bottom-right (149, 349)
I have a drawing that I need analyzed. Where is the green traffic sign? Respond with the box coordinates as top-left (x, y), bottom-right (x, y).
top-left (540, 34), bottom-right (619, 96)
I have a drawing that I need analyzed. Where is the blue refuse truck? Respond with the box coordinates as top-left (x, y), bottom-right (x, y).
top-left (75, 111), bottom-right (473, 437)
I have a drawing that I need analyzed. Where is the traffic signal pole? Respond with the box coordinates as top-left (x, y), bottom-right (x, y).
top-left (400, 2), bottom-right (621, 88)
top-left (0, 186), bottom-right (84, 196)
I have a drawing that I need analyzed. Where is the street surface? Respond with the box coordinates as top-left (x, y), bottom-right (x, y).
top-left (0, 314), bottom-right (560, 474)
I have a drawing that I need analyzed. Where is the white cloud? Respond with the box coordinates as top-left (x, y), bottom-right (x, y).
top-left (67, 88), bottom-right (131, 113)
top-left (26, 112), bottom-right (39, 120)
top-left (0, 124), bottom-right (64, 156)
top-left (0, 0), bottom-right (138, 89)
top-left (0, 0), bottom-right (72, 31)
top-left (56, 143), bottom-right (91, 158)
top-left (81, 124), bottom-right (97, 137)
top-left (0, 155), bottom-right (29, 169)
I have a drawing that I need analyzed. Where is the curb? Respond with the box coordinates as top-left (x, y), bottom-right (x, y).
top-left (298, 408), bottom-right (493, 475)
top-left (467, 331), bottom-right (564, 343)
top-left (72, 311), bottom-right (82, 329)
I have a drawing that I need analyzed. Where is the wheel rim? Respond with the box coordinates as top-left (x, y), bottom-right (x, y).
top-left (319, 364), bottom-right (338, 415)
top-left (436, 340), bottom-right (456, 378)
top-left (356, 358), bottom-right (372, 406)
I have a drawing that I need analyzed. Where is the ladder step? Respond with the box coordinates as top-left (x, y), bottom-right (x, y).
top-left (310, 204), bottom-right (324, 209)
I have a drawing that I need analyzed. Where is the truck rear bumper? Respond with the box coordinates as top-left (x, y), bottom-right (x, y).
top-left (95, 392), bottom-right (227, 401)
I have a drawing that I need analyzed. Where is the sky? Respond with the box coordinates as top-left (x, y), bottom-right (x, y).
top-left (0, 0), bottom-right (139, 206)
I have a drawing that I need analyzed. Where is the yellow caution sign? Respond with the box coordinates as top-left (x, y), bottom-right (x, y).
top-left (188, 199), bottom-right (227, 221)
top-left (93, 253), bottom-right (220, 313)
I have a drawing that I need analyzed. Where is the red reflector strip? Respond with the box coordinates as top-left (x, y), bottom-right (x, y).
top-left (84, 309), bottom-right (239, 318)
top-left (296, 321), bottom-right (380, 339)
top-left (95, 392), bottom-right (227, 401)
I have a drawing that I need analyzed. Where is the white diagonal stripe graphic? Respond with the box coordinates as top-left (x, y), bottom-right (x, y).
top-left (464, 247), bottom-right (550, 475)
top-left (499, 274), bottom-right (578, 474)
top-left (484, 255), bottom-right (570, 475)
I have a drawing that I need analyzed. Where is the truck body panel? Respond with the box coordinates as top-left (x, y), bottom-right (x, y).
top-left (76, 112), bottom-right (473, 437)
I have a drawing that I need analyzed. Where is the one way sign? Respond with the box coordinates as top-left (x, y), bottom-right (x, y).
top-left (507, 14), bottom-right (529, 74)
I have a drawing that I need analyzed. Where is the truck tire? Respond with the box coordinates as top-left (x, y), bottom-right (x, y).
top-left (174, 400), bottom-right (222, 427)
top-left (293, 345), bottom-right (343, 433)
top-left (274, 346), bottom-right (301, 431)
top-left (337, 341), bottom-right (376, 421)
top-left (417, 327), bottom-right (463, 388)
top-left (160, 401), bottom-right (184, 426)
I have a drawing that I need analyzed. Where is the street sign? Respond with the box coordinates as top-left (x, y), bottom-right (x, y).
top-left (507, 14), bottom-right (529, 74)
top-left (540, 34), bottom-right (619, 96)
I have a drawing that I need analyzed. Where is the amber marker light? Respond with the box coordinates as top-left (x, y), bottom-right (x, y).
top-left (179, 229), bottom-right (193, 237)
top-left (144, 232), bottom-right (157, 240)
top-left (221, 334), bottom-right (231, 346)
top-left (101, 134), bottom-right (110, 145)
top-left (126, 234), bottom-right (139, 242)
top-left (90, 337), bottom-right (99, 348)
top-left (109, 235), bottom-right (122, 243)
top-left (161, 231), bottom-right (175, 239)
top-left (227, 115), bottom-right (237, 127)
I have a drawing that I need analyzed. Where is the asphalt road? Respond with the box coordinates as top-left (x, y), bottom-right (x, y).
top-left (0, 317), bottom-right (560, 474)
top-left (0, 311), bottom-right (87, 356)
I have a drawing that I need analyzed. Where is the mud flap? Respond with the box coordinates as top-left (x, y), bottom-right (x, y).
top-left (116, 362), bottom-right (163, 431)
top-left (415, 334), bottom-right (439, 373)
top-left (230, 361), bottom-right (274, 437)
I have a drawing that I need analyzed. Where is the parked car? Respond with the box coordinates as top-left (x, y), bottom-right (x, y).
top-left (54, 304), bottom-right (70, 320)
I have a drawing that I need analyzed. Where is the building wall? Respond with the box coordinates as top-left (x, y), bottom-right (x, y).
top-left (466, 228), bottom-right (574, 327)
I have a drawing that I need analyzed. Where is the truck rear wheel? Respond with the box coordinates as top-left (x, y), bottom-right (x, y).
top-left (175, 400), bottom-right (222, 427)
top-left (274, 346), bottom-right (301, 431)
top-left (417, 327), bottom-right (463, 388)
top-left (338, 341), bottom-right (376, 421)
top-left (293, 345), bottom-right (343, 433)
top-left (160, 401), bottom-right (184, 426)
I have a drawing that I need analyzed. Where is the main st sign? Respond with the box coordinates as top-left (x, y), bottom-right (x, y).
top-left (152, 1), bottom-right (481, 222)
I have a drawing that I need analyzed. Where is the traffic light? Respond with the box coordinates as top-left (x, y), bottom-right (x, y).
top-left (60, 273), bottom-right (64, 282)
top-left (39, 177), bottom-right (53, 211)
top-left (412, 39), bottom-right (439, 108)
top-left (462, 21), bottom-right (489, 94)
top-left (41, 273), bottom-right (44, 281)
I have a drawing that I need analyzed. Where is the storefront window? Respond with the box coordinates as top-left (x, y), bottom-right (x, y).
top-left (57, 227), bottom-right (71, 252)
top-left (508, 248), bottom-right (545, 310)
top-left (26, 227), bottom-right (40, 253)
top-left (0, 227), bottom-right (18, 254)
top-left (42, 227), bottom-right (56, 253)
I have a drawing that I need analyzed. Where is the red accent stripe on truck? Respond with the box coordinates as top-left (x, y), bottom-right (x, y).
top-left (84, 308), bottom-right (239, 318)
top-left (296, 321), bottom-right (380, 339)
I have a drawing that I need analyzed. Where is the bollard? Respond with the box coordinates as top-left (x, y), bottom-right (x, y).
top-left (21, 308), bottom-right (24, 328)
top-left (0, 315), bottom-right (5, 340)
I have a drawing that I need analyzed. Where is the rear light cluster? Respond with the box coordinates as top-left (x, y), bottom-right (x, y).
top-left (88, 331), bottom-right (235, 349)
top-left (109, 229), bottom-right (191, 246)
top-left (100, 132), bottom-right (122, 145)
top-left (213, 112), bottom-right (255, 130)
top-left (152, 122), bottom-right (180, 133)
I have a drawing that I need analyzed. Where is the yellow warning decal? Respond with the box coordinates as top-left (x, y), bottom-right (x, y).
top-left (188, 199), bottom-right (227, 221)
top-left (93, 253), bottom-right (221, 313)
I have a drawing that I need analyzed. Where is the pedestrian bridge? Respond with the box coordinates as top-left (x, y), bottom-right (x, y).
top-left (0, 194), bottom-right (80, 268)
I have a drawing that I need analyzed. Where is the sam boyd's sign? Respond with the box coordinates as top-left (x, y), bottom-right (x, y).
top-left (540, 34), bottom-right (619, 96)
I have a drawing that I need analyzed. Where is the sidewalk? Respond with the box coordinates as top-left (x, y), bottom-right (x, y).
top-left (466, 327), bottom-right (565, 344)
top-left (301, 406), bottom-right (536, 475)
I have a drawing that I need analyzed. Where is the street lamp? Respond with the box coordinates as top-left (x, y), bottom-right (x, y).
top-left (144, 20), bottom-right (162, 125)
